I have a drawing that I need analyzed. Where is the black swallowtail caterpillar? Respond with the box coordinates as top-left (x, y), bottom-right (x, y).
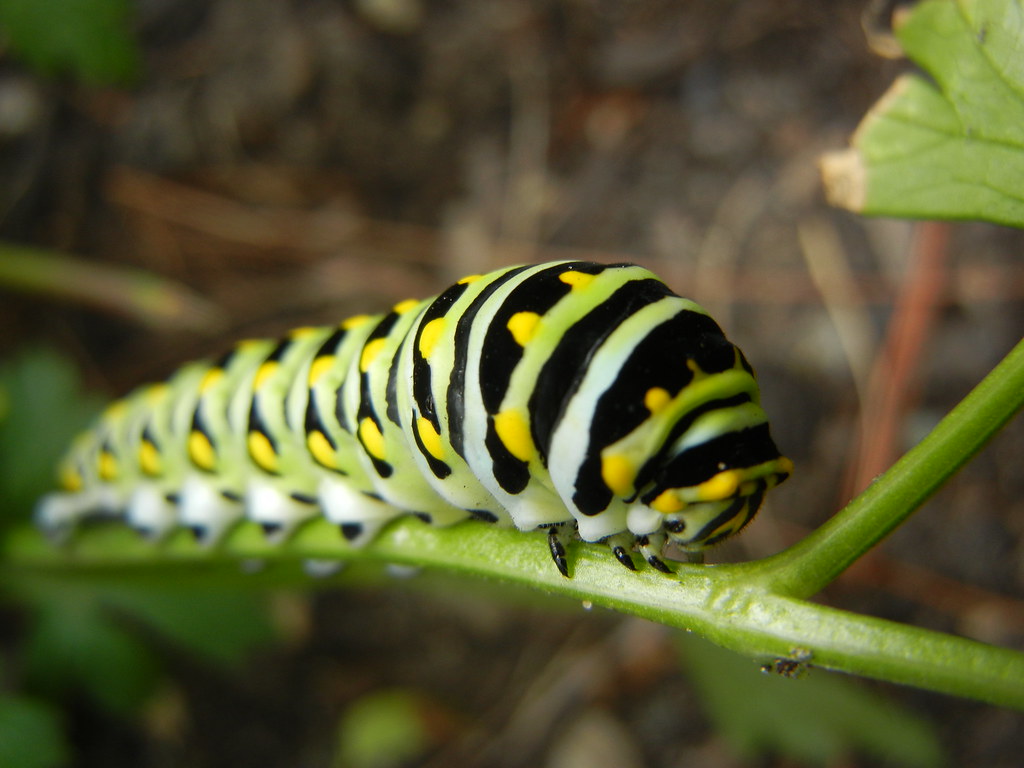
top-left (37, 261), bottom-right (791, 576)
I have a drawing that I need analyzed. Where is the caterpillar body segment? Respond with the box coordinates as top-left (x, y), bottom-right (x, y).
top-left (37, 261), bottom-right (792, 575)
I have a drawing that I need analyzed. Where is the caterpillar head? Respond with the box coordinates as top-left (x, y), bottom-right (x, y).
top-left (627, 438), bottom-right (793, 552)
top-left (553, 296), bottom-right (793, 559)
top-left (590, 335), bottom-right (792, 553)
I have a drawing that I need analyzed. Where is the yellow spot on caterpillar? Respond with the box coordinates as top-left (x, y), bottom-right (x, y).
top-left (493, 410), bottom-right (533, 461)
top-left (417, 417), bottom-right (444, 460)
top-left (559, 271), bottom-right (594, 290)
top-left (651, 490), bottom-right (685, 514)
top-left (359, 418), bottom-right (386, 460)
top-left (253, 361), bottom-right (279, 390)
top-left (59, 463), bottom-right (83, 492)
top-left (248, 430), bottom-right (279, 474)
top-left (418, 317), bottom-right (445, 359)
top-left (200, 367), bottom-right (224, 394)
top-left (139, 438), bottom-right (161, 477)
top-left (236, 339), bottom-right (264, 354)
top-left (145, 383), bottom-right (169, 404)
top-left (393, 298), bottom-right (419, 314)
top-left (776, 456), bottom-right (795, 478)
top-left (360, 338), bottom-right (386, 373)
top-left (103, 400), bottom-right (127, 421)
top-left (696, 469), bottom-right (743, 501)
top-left (601, 454), bottom-right (635, 496)
top-left (458, 274), bottom-right (481, 284)
top-left (307, 430), bottom-right (338, 470)
top-left (289, 326), bottom-right (318, 339)
top-left (507, 312), bottom-right (540, 346)
top-left (342, 314), bottom-right (372, 330)
top-left (644, 387), bottom-right (671, 413)
top-left (98, 449), bottom-right (118, 481)
top-left (188, 430), bottom-right (217, 471)
top-left (308, 356), bottom-right (335, 388)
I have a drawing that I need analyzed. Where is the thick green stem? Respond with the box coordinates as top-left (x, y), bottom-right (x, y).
top-left (5, 516), bottom-right (1024, 710)
top-left (738, 337), bottom-right (1024, 597)
top-left (4, 341), bottom-right (1023, 711)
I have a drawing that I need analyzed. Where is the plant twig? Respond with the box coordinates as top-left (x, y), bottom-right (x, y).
top-left (4, 514), bottom-right (1024, 709)
top-left (0, 241), bottom-right (226, 332)
top-left (745, 336), bottom-right (1024, 598)
top-left (849, 221), bottom-right (950, 496)
top-left (3, 339), bottom-right (1022, 710)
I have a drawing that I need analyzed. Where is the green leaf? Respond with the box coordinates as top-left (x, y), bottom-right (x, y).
top-left (678, 634), bottom-right (945, 768)
top-left (99, 586), bottom-right (278, 667)
top-left (0, 695), bottom-right (69, 768)
top-left (17, 579), bottom-right (277, 714)
top-left (334, 690), bottom-right (431, 768)
top-left (0, 0), bottom-right (141, 85)
top-left (821, 0), bottom-right (1024, 226)
top-left (0, 348), bottom-right (103, 522)
top-left (24, 590), bottom-right (162, 714)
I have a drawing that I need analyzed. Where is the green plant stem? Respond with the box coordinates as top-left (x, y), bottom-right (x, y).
top-left (4, 341), bottom-right (1023, 710)
top-left (0, 241), bottom-right (225, 331)
top-left (4, 515), bottom-right (1024, 710)
top-left (738, 337), bottom-right (1024, 598)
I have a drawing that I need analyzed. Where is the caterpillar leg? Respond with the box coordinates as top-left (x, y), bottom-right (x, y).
top-left (303, 559), bottom-right (346, 578)
top-left (604, 532), bottom-right (637, 571)
top-left (547, 523), bottom-right (571, 578)
top-left (636, 532), bottom-right (672, 574)
top-left (245, 480), bottom-right (319, 543)
top-left (318, 477), bottom-right (401, 547)
top-left (126, 486), bottom-right (178, 540)
top-left (34, 492), bottom-right (97, 542)
top-left (179, 476), bottom-right (244, 544)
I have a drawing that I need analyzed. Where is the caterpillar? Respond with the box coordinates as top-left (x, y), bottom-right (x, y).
top-left (36, 261), bottom-right (791, 576)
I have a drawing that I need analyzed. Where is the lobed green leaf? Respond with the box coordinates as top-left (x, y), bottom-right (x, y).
top-left (821, 0), bottom-right (1024, 225)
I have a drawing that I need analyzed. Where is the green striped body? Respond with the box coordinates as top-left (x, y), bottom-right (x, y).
top-left (37, 261), bottom-right (791, 575)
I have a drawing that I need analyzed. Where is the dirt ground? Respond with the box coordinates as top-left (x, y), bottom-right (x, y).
top-left (2, 1), bottom-right (1023, 766)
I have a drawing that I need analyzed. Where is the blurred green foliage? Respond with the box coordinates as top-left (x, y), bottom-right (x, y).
top-left (0, 690), bottom-right (69, 768)
top-left (0, 0), bottom-right (141, 85)
top-left (678, 633), bottom-right (945, 767)
top-left (0, 347), bottom-right (102, 526)
top-left (335, 689), bottom-right (432, 768)
top-left (0, 348), bottom-right (279, 759)
top-left (23, 586), bottom-right (165, 714)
